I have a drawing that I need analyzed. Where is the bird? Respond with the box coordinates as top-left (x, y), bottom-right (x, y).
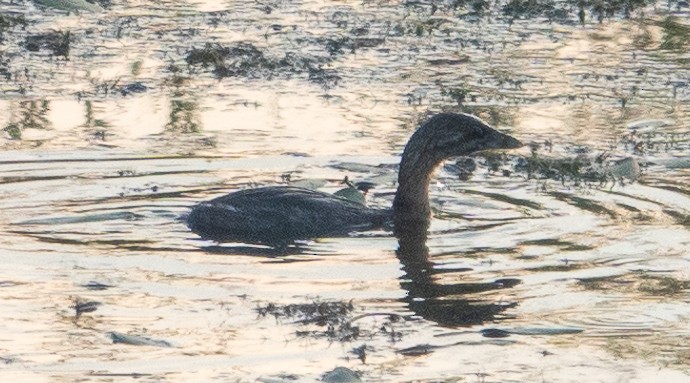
top-left (186, 113), bottom-right (522, 247)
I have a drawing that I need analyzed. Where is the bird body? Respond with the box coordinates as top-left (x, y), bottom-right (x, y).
top-left (186, 186), bottom-right (391, 246)
top-left (186, 113), bottom-right (522, 246)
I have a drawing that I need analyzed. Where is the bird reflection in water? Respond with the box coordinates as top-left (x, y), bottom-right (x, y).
top-left (396, 224), bottom-right (519, 327)
top-left (188, 113), bottom-right (523, 326)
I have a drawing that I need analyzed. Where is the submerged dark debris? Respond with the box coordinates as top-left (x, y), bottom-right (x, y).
top-left (638, 275), bottom-right (690, 295)
top-left (460, 134), bottom-right (647, 189)
top-left (24, 30), bottom-right (71, 58)
top-left (528, 262), bottom-right (588, 272)
top-left (0, 55), bottom-right (8, 81)
top-left (579, 272), bottom-right (690, 295)
top-left (109, 331), bottom-right (173, 347)
top-left (256, 300), bottom-right (355, 323)
top-left (606, 334), bottom-right (690, 368)
top-left (320, 35), bottom-right (386, 56)
top-left (184, 36), bottom-right (386, 89)
top-left (72, 298), bottom-right (101, 318)
top-left (405, 0), bottom-right (670, 25)
top-left (256, 300), bottom-right (359, 341)
top-left (3, 99), bottom-right (50, 140)
top-left (81, 281), bottom-right (113, 291)
top-left (255, 300), bottom-right (405, 344)
top-left (86, 0), bottom-right (112, 8)
top-left (502, 0), bottom-right (571, 22)
top-left (515, 151), bottom-right (608, 183)
top-left (185, 42), bottom-right (328, 84)
top-left (0, 13), bottom-right (27, 44)
top-left (499, 0), bottom-right (657, 24)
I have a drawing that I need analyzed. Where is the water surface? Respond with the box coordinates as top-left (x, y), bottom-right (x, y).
top-left (1, 0), bottom-right (690, 382)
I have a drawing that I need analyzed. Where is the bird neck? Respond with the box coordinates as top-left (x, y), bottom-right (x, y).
top-left (393, 149), bottom-right (440, 229)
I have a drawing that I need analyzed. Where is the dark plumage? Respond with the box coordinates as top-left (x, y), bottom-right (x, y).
top-left (187, 186), bottom-right (391, 246)
top-left (186, 113), bottom-right (522, 247)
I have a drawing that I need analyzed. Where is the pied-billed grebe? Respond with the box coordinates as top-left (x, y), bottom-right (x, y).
top-left (186, 113), bottom-right (522, 247)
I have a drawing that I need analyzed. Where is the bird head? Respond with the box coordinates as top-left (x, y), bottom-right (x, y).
top-left (415, 113), bottom-right (522, 159)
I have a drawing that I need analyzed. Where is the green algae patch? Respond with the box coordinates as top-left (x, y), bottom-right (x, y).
top-left (658, 16), bottom-right (690, 51)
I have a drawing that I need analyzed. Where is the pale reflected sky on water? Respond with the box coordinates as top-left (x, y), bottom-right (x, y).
top-left (1, 0), bottom-right (690, 382)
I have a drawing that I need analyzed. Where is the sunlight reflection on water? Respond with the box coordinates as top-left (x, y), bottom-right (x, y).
top-left (1, 0), bottom-right (690, 381)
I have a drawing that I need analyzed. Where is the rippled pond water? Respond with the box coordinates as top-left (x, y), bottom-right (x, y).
top-left (1, 0), bottom-right (690, 382)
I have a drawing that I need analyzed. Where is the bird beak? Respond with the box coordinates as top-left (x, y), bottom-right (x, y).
top-left (487, 128), bottom-right (523, 150)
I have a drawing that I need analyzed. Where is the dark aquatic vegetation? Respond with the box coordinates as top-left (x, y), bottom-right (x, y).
top-left (33, 0), bottom-right (104, 12)
top-left (500, 0), bottom-right (655, 23)
top-left (658, 16), bottom-right (690, 51)
top-left (24, 31), bottom-right (71, 58)
top-left (2, 100), bottom-right (50, 140)
top-left (119, 81), bottom-right (148, 96)
top-left (185, 42), bottom-right (326, 82)
top-left (0, 14), bottom-right (27, 45)
top-left (445, 156), bottom-right (477, 181)
top-left (255, 299), bottom-right (402, 343)
top-left (186, 113), bottom-right (522, 247)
